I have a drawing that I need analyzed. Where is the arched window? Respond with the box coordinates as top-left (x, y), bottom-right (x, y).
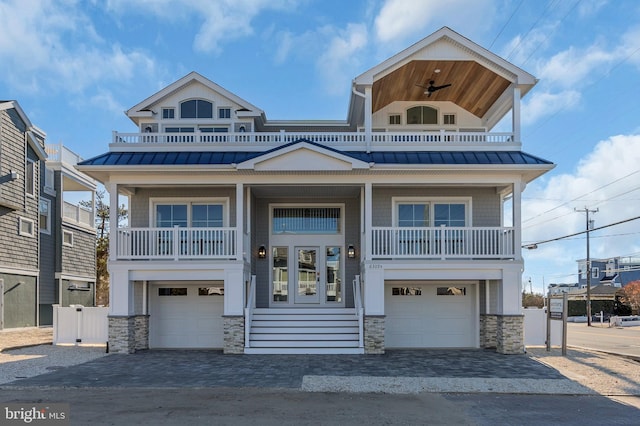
top-left (406, 106), bottom-right (438, 125)
top-left (180, 99), bottom-right (213, 119)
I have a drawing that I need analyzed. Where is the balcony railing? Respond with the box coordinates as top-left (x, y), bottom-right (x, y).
top-left (371, 226), bottom-right (515, 259)
top-left (45, 143), bottom-right (84, 165)
top-left (112, 130), bottom-right (516, 151)
top-left (116, 226), bottom-right (237, 260)
top-left (63, 201), bottom-right (93, 228)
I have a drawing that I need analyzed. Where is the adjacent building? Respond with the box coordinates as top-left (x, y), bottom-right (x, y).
top-left (77, 27), bottom-right (555, 354)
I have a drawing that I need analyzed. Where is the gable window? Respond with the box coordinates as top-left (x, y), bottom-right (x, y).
top-left (389, 114), bottom-right (401, 125)
top-left (162, 108), bottom-right (175, 119)
top-left (407, 106), bottom-right (438, 125)
top-left (39, 199), bottom-right (51, 234)
top-left (443, 114), bottom-right (456, 125)
top-left (218, 108), bottom-right (231, 119)
top-left (19, 217), bottom-right (35, 237)
top-left (180, 99), bottom-right (213, 119)
top-left (26, 159), bottom-right (35, 196)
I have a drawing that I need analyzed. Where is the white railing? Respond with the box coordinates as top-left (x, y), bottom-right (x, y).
top-left (112, 130), bottom-right (516, 151)
top-left (45, 143), bottom-right (84, 165)
top-left (63, 201), bottom-right (93, 227)
top-left (116, 226), bottom-right (237, 260)
top-left (353, 275), bottom-right (364, 348)
top-left (371, 226), bottom-right (515, 259)
top-left (245, 275), bottom-right (256, 348)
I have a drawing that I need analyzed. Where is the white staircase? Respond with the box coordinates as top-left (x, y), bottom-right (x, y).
top-left (244, 308), bottom-right (364, 354)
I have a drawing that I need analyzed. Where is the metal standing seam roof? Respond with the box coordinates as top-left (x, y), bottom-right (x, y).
top-left (79, 150), bottom-right (553, 167)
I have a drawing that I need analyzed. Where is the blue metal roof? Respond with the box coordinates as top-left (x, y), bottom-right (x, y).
top-left (79, 149), bottom-right (552, 167)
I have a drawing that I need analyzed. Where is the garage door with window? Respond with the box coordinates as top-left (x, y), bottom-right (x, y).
top-left (384, 282), bottom-right (476, 348)
top-left (149, 284), bottom-right (224, 349)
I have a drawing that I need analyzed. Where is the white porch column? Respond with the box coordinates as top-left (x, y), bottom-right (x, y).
top-left (235, 183), bottom-right (244, 261)
top-left (512, 179), bottom-right (523, 261)
top-left (364, 182), bottom-right (372, 261)
top-left (109, 267), bottom-right (131, 316)
top-left (224, 268), bottom-right (245, 316)
top-left (363, 266), bottom-right (384, 315)
top-left (364, 86), bottom-right (372, 152)
top-left (512, 86), bottom-right (521, 144)
top-left (107, 182), bottom-right (118, 261)
top-left (498, 266), bottom-right (523, 315)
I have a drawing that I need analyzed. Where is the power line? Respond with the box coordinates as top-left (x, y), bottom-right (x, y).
top-left (522, 214), bottom-right (640, 248)
top-left (506, 0), bottom-right (559, 61)
top-left (489, 0), bottom-right (524, 49)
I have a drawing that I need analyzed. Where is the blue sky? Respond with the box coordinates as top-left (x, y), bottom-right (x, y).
top-left (2, 0), bottom-right (640, 293)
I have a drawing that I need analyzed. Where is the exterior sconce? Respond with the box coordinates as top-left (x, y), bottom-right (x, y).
top-left (347, 244), bottom-right (356, 259)
top-left (258, 245), bottom-right (267, 259)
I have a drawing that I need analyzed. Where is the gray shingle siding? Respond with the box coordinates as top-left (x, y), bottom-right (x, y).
top-left (61, 223), bottom-right (96, 278)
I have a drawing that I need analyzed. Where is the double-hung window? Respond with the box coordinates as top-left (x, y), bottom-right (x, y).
top-left (394, 198), bottom-right (469, 255)
top-left (153, 199), bottom-right (227, 257)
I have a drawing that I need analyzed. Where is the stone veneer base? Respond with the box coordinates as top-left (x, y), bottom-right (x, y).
top-left (364, 316), bottom-right (385, 354)
top-left (480, 314), bottom-right (498, 349)
top-left (223, 316), bottom-right (245, 354)
top-left (496, 314), bottom-right (525, 354)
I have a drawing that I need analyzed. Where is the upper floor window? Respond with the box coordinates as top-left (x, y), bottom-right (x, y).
top-left (154, 199), bottom-right (226, 228)
top-left (180, 99), bottom-right (213, 119)
top-left (443, 114), bottom-right (456, 125)
top-left (162, 108), bottom-right (175, 119)
top-left (26, 159), bottom-right (35, 196)
top-left (19, 217), bottom-right (35, 237)
top-left (39, 199), bottom-right (51, 234)
top-left (592, 267), bottom-right (600, 278)
top-left (407, 106), bottom-right (437, 125)
top-left (395, 198), bottom-right (469, 227)
top-left (44, 165), bottom-right (54, 192)
top-left (389, 114), bottom-right (401, 125)
top-left (218, 108), bottom-right (231, 119)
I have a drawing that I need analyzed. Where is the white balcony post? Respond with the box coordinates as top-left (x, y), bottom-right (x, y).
top-left (108, 183), bottom-right (118, 261)
top-left (512, 86), bottom-right (521, 144)
top-left (512, 180), bottom-right (523, 261)
top-left (173, 225), bottom-right (180, 260)
top-left (365, 183), bottom-right (372, 261)
top-left (364, 86), bottom-right (372, 152)
top-left (236, 183), bottom-right (244, 261)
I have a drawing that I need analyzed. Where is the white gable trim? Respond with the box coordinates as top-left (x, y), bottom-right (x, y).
top-left (126, 71), bottom-right (264, 118)
top-left (354, 27), bottom-right (536, 87)
top-left (236, 141), bottom-right (370, 171)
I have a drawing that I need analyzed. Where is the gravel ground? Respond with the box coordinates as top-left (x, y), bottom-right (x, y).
top-left (0, 345), bottom-right (108, 385)
top-left (0, 327), bottom-right (53, 351)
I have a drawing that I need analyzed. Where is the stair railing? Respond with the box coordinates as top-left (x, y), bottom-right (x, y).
top-left (244, 275), bottom-right (256, 348)
top-left (353, 275), bottom-right (364, 348)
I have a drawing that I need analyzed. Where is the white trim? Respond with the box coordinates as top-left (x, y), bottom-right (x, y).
top-left (39, 198), bottom-right (52, 235)
top-left (18, 217), bottom-right (35, 237)
top-left (392, 196), bottom-right (473, 227)
top-left (149, 197), bottom-right (230, 228)
top-left (62, 229), bottom-right (74, 246)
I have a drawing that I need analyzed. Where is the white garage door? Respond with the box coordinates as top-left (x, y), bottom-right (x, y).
top-left (149, 284), bottom-right (224, 349)
top-left (385, 282), bottom-right (476, 348)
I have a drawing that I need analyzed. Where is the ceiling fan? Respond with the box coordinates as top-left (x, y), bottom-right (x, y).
top-left (416, 80), bottom-right (452, 97)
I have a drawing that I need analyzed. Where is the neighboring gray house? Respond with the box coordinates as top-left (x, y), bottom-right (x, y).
top-left (577, 257), bottom-right (640, 289)
top-left (0, 100), bottom-right (97, 329)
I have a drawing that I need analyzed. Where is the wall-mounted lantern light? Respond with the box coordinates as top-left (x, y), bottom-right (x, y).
top-left (347, 244), bottom-right (356, 259)
top-left (258, 245), bottom-right (267, 259)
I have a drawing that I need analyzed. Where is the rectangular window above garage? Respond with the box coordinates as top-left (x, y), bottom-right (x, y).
top-left (158, 288), bottom-right (187, 296)
top-left (437, 287), bottom-right (466, 296)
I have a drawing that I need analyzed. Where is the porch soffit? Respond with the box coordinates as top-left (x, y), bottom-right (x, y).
top-left (372, 60), bottom-right (511, 117)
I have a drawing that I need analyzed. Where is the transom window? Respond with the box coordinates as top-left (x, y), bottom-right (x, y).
top-left (407, 106), bottom-right (438, 125)
top-left (272, 207), bottom-right (341, 234)
top-left (154, 200), bottom-right (225, 228)
top-left (395, 199), bottom-right (469, 227)
top-left (180, 99), bottom-right (213, 119)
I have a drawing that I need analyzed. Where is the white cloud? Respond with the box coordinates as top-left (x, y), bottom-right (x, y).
top-left (317, 23), bottom-right (368, 95)
top-left (521, 90), bottom-right (581, 126)
top-left (374, 0), bottom-right (496, 45)
top-left (522, 134), bottom-right (640, 281)
top-left (0, 0), bottom-right (157, 94)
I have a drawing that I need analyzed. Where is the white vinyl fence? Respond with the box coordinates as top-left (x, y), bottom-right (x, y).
top-left (523, 308), bottom-right (562, 347)
top-left (53, 305), bottom-right (108, 345)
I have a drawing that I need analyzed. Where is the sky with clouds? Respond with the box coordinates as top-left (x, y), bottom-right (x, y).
top-left (1, 0), bottom-right (640, 293)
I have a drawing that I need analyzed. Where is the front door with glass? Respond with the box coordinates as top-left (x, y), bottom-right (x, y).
top-left (294, 247), bottom-right (319, 303)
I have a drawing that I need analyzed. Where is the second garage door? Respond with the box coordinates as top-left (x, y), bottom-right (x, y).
top-left (385, 282), bottom-right (476, 348)
top-left (149, 284), bottom-right (224, 349)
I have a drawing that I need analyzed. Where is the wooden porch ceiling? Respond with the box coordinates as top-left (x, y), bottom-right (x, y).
top-left (372, 60), bottom-right (512, 118)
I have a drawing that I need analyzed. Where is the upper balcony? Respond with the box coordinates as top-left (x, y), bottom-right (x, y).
top-left (111, 129), bottom-right (519, 153)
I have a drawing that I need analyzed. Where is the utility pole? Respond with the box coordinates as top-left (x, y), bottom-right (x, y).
top-left (575, 207), bottom-right (598, 326)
